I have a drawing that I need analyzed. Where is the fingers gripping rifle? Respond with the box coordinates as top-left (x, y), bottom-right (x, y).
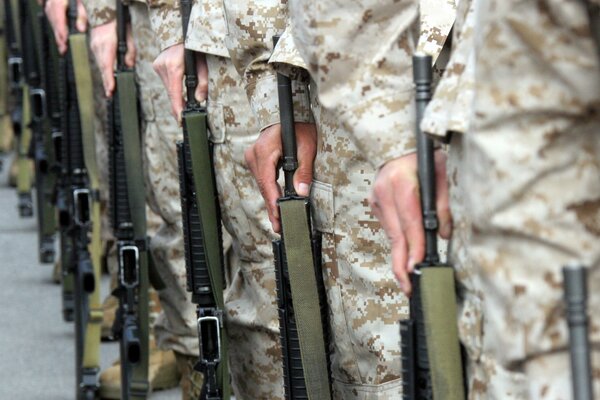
top-left (400, 54), bottom-right (465, 400)
top-left (65, 0), bottom-right (104, 397)
top-left (108, 2), bottom-right (152, 398)
top-left (176, 2), bottom-right (229, 398)
top-left (271, 36), bottom-right (331, 400)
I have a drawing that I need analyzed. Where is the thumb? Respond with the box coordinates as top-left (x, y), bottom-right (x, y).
top-left (168, 77), bottom-right (184, 122)
top-left (293, 162), bottom-right (312, 197)
top-left (76, 2), bottom-right (87, 32)
top-left (125, 25), bottom-right (136, 67)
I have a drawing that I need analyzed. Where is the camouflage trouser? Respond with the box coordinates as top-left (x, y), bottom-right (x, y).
top-left (90, 55), bottom-right (115, 258)
top-left (310, 92), bottom-right (408, 399)
top-left (128, 2), bottom-right (198, 356)
top-left (447, 1), bottom-right (600, 398)
top-left (206, 54), bottom-right (284, 400)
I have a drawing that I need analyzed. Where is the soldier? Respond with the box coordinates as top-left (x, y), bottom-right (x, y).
top-left (400, 0), bottom-right (600, 397)
top-left (150, 1), bottom-right (303, 397)
top-left (219, 1), bottom-right (454, 397)
top-left (365, 0), bottom-right (600, 397)
top-left (81, 0), bottom-right (203, 398)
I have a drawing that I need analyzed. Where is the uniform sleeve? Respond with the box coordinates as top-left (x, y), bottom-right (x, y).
top-left (146, 0), bottom-right (183, 52)
top-left (422, 0), bottom-right (475, 141)
top-left (81, 0), bottom-right (116, 28)
top-left (289, 0), bottom-right (423, 169)
top-left (222, 0), bottom-right (313, 132)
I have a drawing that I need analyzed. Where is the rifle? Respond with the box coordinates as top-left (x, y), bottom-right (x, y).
top-left (271, 36), bottom-right (331, 400)
top-left (108, 2), bottom-right (151, 397)
top-left (43, 7), bottom-right (75, 322)
top-left (20, 0), bottom-right (57, 263)
top-left (563, 265), bottom-right (594, 400)
top-left (7, 0), bottom-right (33, 217)
top-left (399, 54), bottom-right (464, 400)
top-left (176, 1), bottom-right (229, 398)
top-left (64, 0), bottom-right (103, 397)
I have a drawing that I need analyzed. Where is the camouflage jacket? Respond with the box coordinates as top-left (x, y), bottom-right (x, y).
top-left (221, 0), bottom-right (313, 131)
top-left (224, 0), bottom-right (455, 168)
top-left (422, 0), bottom-right (475, 141)
top-left (82, 0), bottom-right (181, 52)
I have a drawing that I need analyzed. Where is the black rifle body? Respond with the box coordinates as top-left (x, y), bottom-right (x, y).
top-left (563, 266), bottom-right (594, 400)
top-left (64, 1), bottom-right (97, 397)
top-left (272, 36), bottom-right (330, 400)
top-left (176, 1), bottom-right (226, 398)
top-left (108, 2), bottom-right (148, 398)
top-left (21, 0), bottom-right (57, 262)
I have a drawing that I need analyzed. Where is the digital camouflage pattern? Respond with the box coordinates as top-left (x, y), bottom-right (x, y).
top-left (221, 0), bottom-right (313, 131)
top-left (426, 0), bottom-right (600, 397)
top-left (464, 0), bottom-right (600, 397)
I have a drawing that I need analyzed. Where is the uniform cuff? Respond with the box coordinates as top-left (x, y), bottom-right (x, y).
top-left (248, 73), bottom-right (314, 132)
top-left (148, 4), bottom-right (184, 52)
top-left (342, 88), bottom-right (417, 169)
top-left (82, 0), bottom-right (116, 28)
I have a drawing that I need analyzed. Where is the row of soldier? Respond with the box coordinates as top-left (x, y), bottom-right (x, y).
top-left (1, 0), bottom-right (598, 399)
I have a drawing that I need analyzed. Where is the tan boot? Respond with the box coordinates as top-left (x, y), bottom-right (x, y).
top-left (174, 353), bottom-right (204, 400)
top-left (52, 259), bottom-right (61, 284)
top-left (0, 115), bottom-right (14, 153)
top-left (101, 295), bottom-right (119, 340)
top-left (99, 342), bottom-right (181, 399)
top-left (8, 157), bottom-right (17, 187)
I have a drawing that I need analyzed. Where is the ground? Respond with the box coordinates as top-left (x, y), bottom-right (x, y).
top-left (0, 154), bottom-right (180, 399)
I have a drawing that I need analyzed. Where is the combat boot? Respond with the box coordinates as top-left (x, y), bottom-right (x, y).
top-left (101, 295), bottom-right (118, 340)
top-left (52, 259), bottom-right (61, 284)
top-left (8, 156), bottom-right (17, 187)
top-left (99, 340), bottom-right (180, 399)
top-left (0, 115), bottom-right (14, 153)
top-left (174, 352), bottom-right (204, 400)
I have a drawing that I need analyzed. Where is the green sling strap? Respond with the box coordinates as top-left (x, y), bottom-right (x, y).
top-left (279, 200), bottom-right (330, 400)
top-left (117, 71), bottom-right (151, 398)
top-left (69, 33), bottom-right (103, 372)
top-left (186, 111), bottom-right (230, 399)
top-left (421, 269), bottom-right (465, 398)
top-left (17, 84), bottom-right (32, 193)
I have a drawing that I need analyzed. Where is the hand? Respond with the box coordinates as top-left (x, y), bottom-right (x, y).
top-left (245, 122), bottom-right (317, 233)
top-left (90, 21), bottom-right (135, 97)
top-left (369, 150), bottom-right (451, 295)
top-left (153, 46), bottom-right (209, 123)
top-left (44, 0), bottom-right (87, 55)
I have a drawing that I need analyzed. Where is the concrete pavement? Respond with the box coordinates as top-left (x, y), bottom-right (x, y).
top-left (0, 154), bottom-right (180, 400)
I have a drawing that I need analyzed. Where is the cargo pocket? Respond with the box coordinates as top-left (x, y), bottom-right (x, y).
top-left (333, 376), bottom-right (403, 400)
top-left (207, 101), bottom-right (226, 144)
top-left (310, 180), bottom-right (334, 234)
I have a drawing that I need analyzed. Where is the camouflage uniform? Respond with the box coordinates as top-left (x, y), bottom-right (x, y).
top-left (152, 1), bottom-right (294, 397)
top-left (223, 1), bottom-right (454, 397)
top-left (84, 0), bottom-right (199, 357)
top-left (422, 0), bottom-right (600, 398)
